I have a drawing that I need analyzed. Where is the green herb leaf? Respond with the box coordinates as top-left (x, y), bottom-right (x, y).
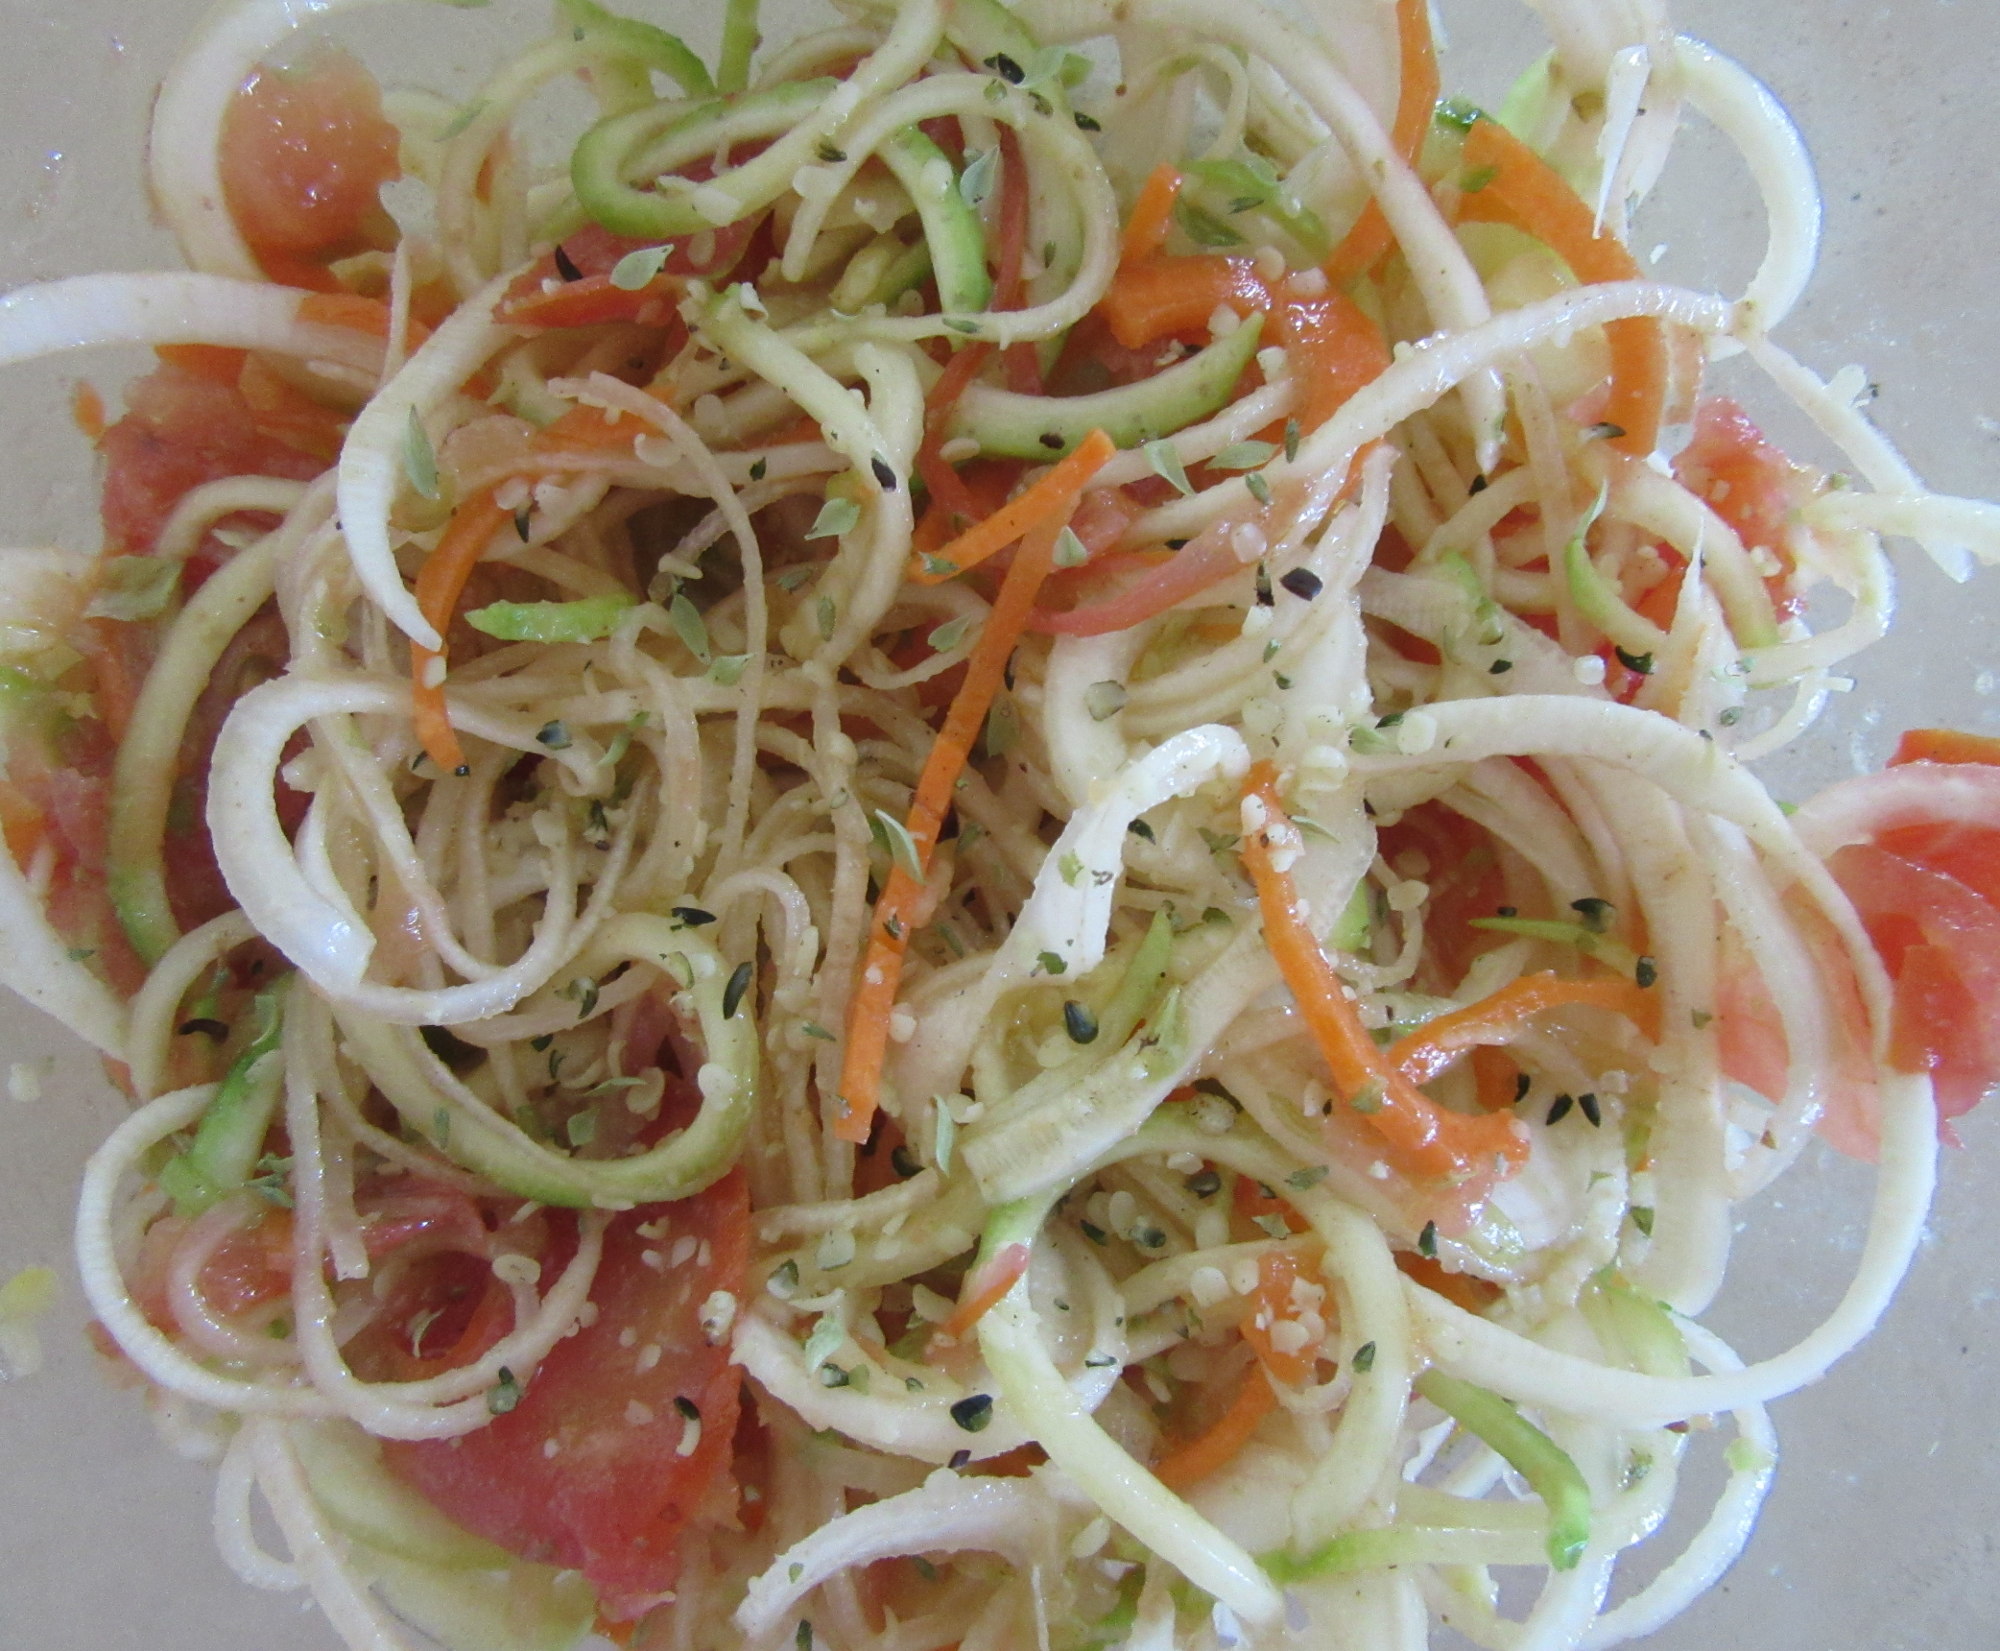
top-left (1210, 440), bottom-right (1277, 471)
top-left (928, 615), bottom-right (972, 652)
top-left (668, 592), bottom-right (712, 662)
top-left (1143, 439), bottom-right (1194, 496)
top-left (1053, 525), bottom-right (1089, 567)
top-left (608, 244), bottom-right (674, 290)
top-left (872, 809), bottom-right (926, 883)
top-left (709, 652), bottom-right (751, 685)
top-left (806, 497), bottom-right (860, 539)
top-left (403, 407), bottom-right (441, 501)
top-left (959, 147), bottom-right (1000, 209)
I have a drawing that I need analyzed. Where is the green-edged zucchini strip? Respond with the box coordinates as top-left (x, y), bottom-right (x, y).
top-left (572, 79), bottom-right (837, 239)
top-left (717, 0), bottom-right (761, 94)
top-left (1413, 1368), bottom-right (1593, 1570)
top-left (878, 126), bottom-right (993, 315)
top-left (335, 915), bottom-right (758, 1208)
top-left (157, 978), bottom-right (292, 1214)
top-left (558, 0), bottom-right (714, 108)
top-left (948, 312), bottom-right (1265, 458)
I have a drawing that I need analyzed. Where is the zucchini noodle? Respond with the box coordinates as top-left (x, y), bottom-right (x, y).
top-left (3, 2), bottom-right (1996, 1650)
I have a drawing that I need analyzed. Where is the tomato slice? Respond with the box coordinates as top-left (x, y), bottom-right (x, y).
top-left (384, 1171), bottom-right (752, 1621)
top-left (1889, 727), bottom-right (2000, 769)
top-left (1672, 397), bottom-right (1806, 620)
top-left (1828, 842), bottom-right (2000, 1125)
top-left (219, 46), bottom-right (401, 288)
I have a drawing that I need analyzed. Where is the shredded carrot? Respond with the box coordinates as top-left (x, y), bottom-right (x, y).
top-left (911, 428), bottom-right (1116, 583)
top-left (1152, 1366), bottom-right (1278, 1489)
top-left (1239, 763), bottom-right (1529, 1187)
top-left (410, 490), bottom-right (509, 773)
top-left (1455, 117), bottom-right (1667, 456)
top-left (1120, 164), bottom-right (1184, 266)
top-left (1388, 970), bottom-right (1662, 1086)
top-left (935, 1242), bottom-right (1031, 1344)
top-left (1323, 0), bottom-right (1440, 284)
top-left (1101, 255), bottom-right (1270, 352)
top-left (1396, 1250), bottom-right (1503, 1313)
top-left (835, 435), bottom-right (1115, 1144)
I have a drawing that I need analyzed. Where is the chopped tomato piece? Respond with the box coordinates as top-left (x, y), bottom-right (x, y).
top-left (385, 1172), bottom-right (752, 1621)
top-left (1241, 1250), bottom-right (1327, 1386)
top-left (1376, 801), bottom-right (1509, 992)
top-left (98, 361), bottom-right (324, 560)
top-left (220, 46), bottom-right (402, 287)
top-left (1672, 398), bottom-right (1807, 620)
top-left (1828, 842), bottom-right (2000, 1125)
top-left (1889, 728), bottom-right (2000, 770)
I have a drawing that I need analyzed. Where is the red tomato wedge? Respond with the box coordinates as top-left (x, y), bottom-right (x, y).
top-left (1788, 759), bottom-right (2000, 1137)
top-left (1672, 397), bottom-right (1807, 620)
top-left (1827, 842), bottom-right (2000, 1125)
top-left (384, 1171), bottom-right (752, 1621)
top-left (219, 46), bottom-right (402, 288)
top-left (99, 361), bottom-right (325, 560)
top-left (1891, 727), bottom-right (2000, 769)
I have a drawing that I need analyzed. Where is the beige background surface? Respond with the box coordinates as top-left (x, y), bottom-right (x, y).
top-left (0, 2), bottom-right (1994, 1648)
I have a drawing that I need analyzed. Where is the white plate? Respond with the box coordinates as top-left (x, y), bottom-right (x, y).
top-left (0, 4), bottom-right (1994, 1648)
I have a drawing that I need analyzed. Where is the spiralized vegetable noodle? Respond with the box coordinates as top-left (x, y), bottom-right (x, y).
top-left (2, 1), bottom-right (1998, 1649)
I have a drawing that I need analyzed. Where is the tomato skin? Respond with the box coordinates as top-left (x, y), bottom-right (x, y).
top-left (220, 46), bottom-right (401, 283)
top-left (1829, 842), bottom-right (2000, 1126)
top-left (1890, 728), bottom-right (2000, 770)
top-left (1376, 800), bottom-right (1508, 993)
top-left (99, 362), bottom-right (323, 559)
top-left (385, 1172), bottom-right (752, 1621)
top-left (1672, 397), bottom-right (1807, 620)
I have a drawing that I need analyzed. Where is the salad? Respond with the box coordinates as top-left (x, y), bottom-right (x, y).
top-left (0, 1), bottom-right (1996, 1648)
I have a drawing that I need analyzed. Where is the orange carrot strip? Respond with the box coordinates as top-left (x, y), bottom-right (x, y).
top-left (1120, 164), bottom-right (1184, 267)
top-left (1101, 255), bottom-right (1271, 352)
top-left (1388, 971), bottom-right (1662, 1087)
top-left (911, 428), bottom-right (1117, 583)
top-left (937, 1242), bottom-right (1032, 1342)
top-left (1239, 763), bottom-right (1529, 1186)
top-left (1152, 1366), bottom-right (1278, 1490)
top-left (1456, 118), bottom-right (1667, 456)
top-left (1396, 1250), bottom-right (1503, 1313)
top-left (1323, 0), bottom-right (1440, 284)
top-left (836, 437), bottom-right (1115, 1144)
top-left (410, 491), bottom-right (510, 773)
